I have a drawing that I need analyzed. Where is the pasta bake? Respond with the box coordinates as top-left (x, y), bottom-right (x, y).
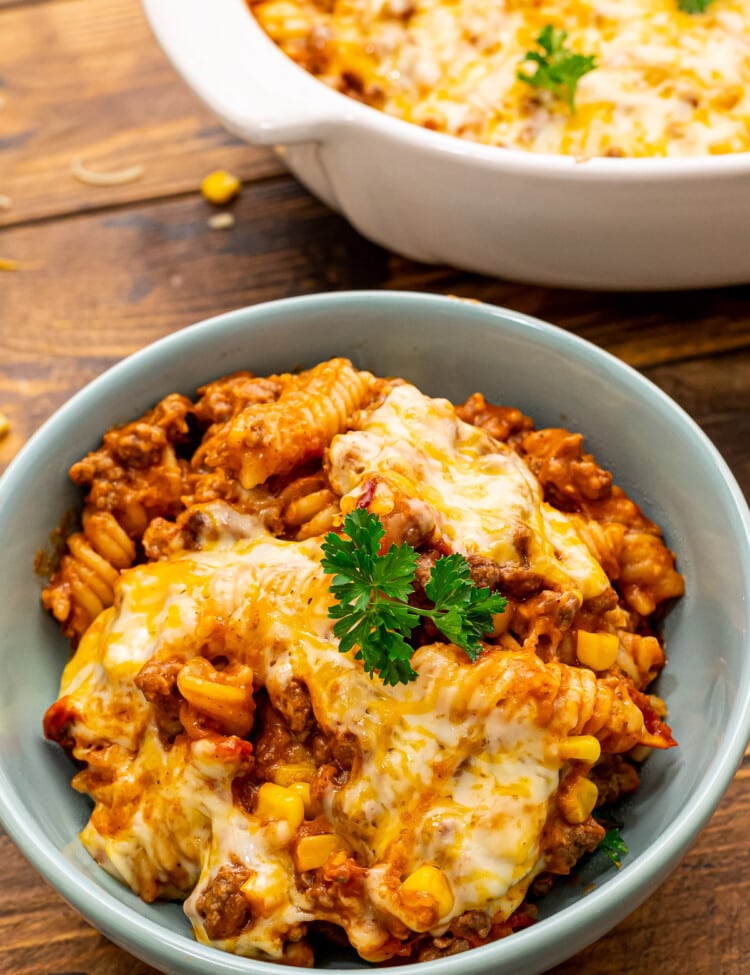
top-left (43, 358), bottom-right (683, 965)
top-left (248, 0), bottom-right (750, 158)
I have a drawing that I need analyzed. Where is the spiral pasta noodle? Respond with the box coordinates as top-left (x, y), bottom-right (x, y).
top-left (199, 358), bottom-right (378, 489)
top-left (42, 511), bottom-right (135, 643)
top-left (277, 471), bottom-right (339, 540)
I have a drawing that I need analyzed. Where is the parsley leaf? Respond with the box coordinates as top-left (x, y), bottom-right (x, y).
top-left (677, 0), bottom-right (716, 11)
top-left (517, 25), bottom-right (597, 111)
top-left (323, 509), bottom-right (420, 684)
top-left (597, 827), bottom-right (628, 868)
top-left (321, 509), bottom-right (507, 685)
top-left (425, 554), bottom-right (500, 661)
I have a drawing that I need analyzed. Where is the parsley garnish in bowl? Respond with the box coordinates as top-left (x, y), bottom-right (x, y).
top-left (321, 508), bottom-right (506, 686)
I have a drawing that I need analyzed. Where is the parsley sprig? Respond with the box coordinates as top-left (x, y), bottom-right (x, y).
top-left (597, 827), bottom-right (628, 868)
top-left (677, 0), bottom-right (716, 11)
top-left (321, 509), bottom-right (507, 686)
top-left (517, 25), bottom-right (597, 111)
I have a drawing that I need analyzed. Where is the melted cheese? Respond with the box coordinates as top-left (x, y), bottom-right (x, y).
top-left (251, 0), bottom-right (750, 157)
top-left (309, 644), bottom-right (558, 927)
top-left (328, 383), bottom-right (610, 600)
top-left (55, 385), bottom-right (624, 961)
top-left (58, 506), bottom-right (576, 958)
top-left (63, 520), bottom-right (334, 956)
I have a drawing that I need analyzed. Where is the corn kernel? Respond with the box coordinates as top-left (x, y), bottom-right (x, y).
top-left (200, 169), bottom-right (241, 206)
top-left (288, 781), bottom-right (312, 814)
top-left (559, 778), bottom-right (599, 824)
top-left (255, 782), bottom-right (305, 829)
top-left (400, 865), bottom-right (454, 919)
top-left (294, 834), bottom-right (343, 872)
top-left (576, 630), bottom-right (619, 671)
top-left (557, 735), bottom-right (601, 764)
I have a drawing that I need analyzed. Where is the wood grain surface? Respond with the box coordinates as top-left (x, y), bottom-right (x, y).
top-left (1, 0), bottom-right (749, 973)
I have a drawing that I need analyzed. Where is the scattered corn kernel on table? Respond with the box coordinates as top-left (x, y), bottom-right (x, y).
top-left (1, 0), bottom-right (750, 973)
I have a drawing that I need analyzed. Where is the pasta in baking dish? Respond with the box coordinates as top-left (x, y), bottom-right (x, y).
top-left (43, 358), bottom-right (683, 965)
top-left (248, 0), bottom-right (750, 158)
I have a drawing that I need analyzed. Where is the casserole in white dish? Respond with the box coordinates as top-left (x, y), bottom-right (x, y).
top-left (142, 0), bottom-right (750, 289)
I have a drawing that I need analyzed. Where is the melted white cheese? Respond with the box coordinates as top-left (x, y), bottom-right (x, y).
top-left (254, 0), bottom-right (750, 157)
top-left (310, 644), bottom-right (558, 926)
top-left (328, 383), bottom-right (610, 599)
top-left (60, 510), bottom-right (572, 957)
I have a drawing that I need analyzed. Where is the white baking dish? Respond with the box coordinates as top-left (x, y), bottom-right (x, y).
top-left (142, 0), bottom-right (750, 289)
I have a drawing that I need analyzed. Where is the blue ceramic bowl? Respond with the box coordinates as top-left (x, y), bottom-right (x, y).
top-left (1, 292), bottom-right (749, 975)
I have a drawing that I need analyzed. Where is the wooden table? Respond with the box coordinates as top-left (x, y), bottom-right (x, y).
top-left (1, 1), bottom-right (749, 972)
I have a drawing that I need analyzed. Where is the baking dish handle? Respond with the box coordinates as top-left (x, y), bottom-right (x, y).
top-left (142, 0), bottom-right (339, 146)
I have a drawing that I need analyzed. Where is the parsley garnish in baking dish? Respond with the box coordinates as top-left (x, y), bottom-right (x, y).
top-left (677, 0), bottom-right (716, 11)
top-left (517, 25), bottom-right (597, 111)
top-left (321, 509), bottom-right (506, 686)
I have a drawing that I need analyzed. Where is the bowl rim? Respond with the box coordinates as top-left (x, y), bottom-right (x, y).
top-left (142, 0), bottom-right (750, 179)
top-left (2, 290), bottom-right (750, 975)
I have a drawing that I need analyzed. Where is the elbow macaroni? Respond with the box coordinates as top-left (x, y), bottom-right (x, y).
top-left (42, 358), bottom-right (682, 965)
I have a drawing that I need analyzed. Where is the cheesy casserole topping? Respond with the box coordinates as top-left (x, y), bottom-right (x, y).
top-left (249, 0), bottom-right (750, 157)
top-left (43, 360), bottom-right (683, 965)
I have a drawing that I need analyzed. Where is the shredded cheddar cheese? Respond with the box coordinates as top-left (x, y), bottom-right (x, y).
top-left (249, 0), bottom-right (750, 157)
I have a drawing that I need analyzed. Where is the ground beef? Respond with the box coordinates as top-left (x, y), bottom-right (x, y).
top-left (450, 910), bottom-right (492, 941)
top-left (455, 393), bottom-right (534, 443)
top-left (414, 550), bottom-right (543, 600)
top-left (590, 754), bottom-right (641, 806)
top-left (134, 655), bottom-right (184, 739)
top-left (272, 678), bottom-right (313, 735)
top-left (193, 372), bottom-right (282, 426)
top-left (520, 428), bottom-right (612, 510)
top-left (196, 862), bottom-right (251, 940)
top-left (253, 696), bottom-right (315, 782)
top-left (540, 815), bottom-right (606, 876)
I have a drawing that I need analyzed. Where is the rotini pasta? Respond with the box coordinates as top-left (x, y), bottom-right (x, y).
top-left (197, 358), bottom-right (379, 489)
top-left (41, 511), bottom-right (136, 643)
top-left (276, 470), bottom-right (339, 540)
top-left (42, 359), bottom-right (682, 966)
